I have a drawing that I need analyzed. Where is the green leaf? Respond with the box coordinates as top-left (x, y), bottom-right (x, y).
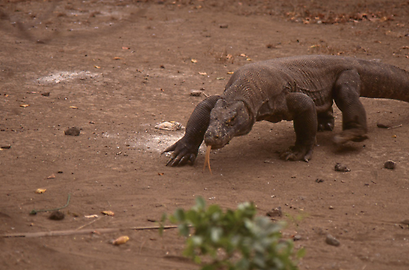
top-left (201, 265), bottom-right (216, 270)
top-left (159, 198), bottom-right (300, 270)
top-left (210, 227), bottom-right (222, 243)
top-left (173, 208), bottom-right (185, 222)
top-left (178, 223), bottom-right (190, 237)
top-left (297, 247), bottom-right (306, 258)
top-left (186, 210), bottom-right (200, 225)
top-left (159, 213), bottom-right (167, 236)
top-left (191, 235), bottom-right (203, 246)
top-left (195, 196), bottom-right (206, 210)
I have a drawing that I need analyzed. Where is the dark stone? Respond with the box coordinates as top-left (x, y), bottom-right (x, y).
top-left (334, 163), bottom-right (350, 172)
top-left (384, 160), bottom-right (396, 170)
top-left (65, 127), bottom-right (80, 136)
top-left (325, 234), bottom-right (340, 246)
top-left (266, 207), bottom-right (282, 217)
top-left (49, 211), bottom-right (65, 220)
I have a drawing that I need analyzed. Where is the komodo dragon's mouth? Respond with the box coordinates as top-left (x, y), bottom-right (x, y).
top-left (204, 131), bottom-right (232, 150)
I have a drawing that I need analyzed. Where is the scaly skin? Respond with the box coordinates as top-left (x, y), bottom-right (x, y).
top-left (164, 55), bottom-right (409, 166)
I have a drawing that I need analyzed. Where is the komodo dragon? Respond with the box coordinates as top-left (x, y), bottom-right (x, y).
top-left (164, 55), bottom-right (409, 166)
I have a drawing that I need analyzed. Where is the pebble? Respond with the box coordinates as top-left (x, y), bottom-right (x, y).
top-left (266, 207), bottom-right (282, 217)
top-left (384, 160), bottom-right (396, 170)
top-left (376, 122), bottom-right (390, 129)
top-left (190, 90), bottom-right (203, 96)
top-left (334, 163), bottom-right (350, 172)
top-left (315, 178), bottom-right (324, 183)
top-left (154, 121), bottom-right (183, 131)
top-left (293, 234), bottom-right (302, 241)
top-left (325, 234), bottom-right (340, 246)
top-left (49, 211), bottom-right (65, 220)
top-left (64, 127), bottom-right (80, 136)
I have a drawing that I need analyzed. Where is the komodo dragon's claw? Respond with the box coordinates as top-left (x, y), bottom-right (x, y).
top-left (280, 146), bottom-right (313, 162)
top-left (163, 140), bottom-right (198, 167)
top-left (333, 129), bottom-right (369, 144)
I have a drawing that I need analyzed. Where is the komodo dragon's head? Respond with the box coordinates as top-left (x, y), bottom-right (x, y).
top-left (204, 99), bottom-right (252, 149)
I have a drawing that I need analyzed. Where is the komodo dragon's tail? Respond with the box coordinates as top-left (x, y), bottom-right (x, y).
top-left (357, 59), bottom-right (409, 102)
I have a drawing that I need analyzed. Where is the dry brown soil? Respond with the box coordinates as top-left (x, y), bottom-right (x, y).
top-left (1, 1), bottom-right (409, 269)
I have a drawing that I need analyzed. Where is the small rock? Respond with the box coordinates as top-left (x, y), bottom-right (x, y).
top-left (49, 211), bottom-right (65, 220)
top-left (293, 234), bottom-right (302, 241)
top-left (64, 127), bottom-right (80, 136)
top-left (325, 234), bottom-right (340, 246)
top-left (315, 178), bottom-right (324, 183)
top-left (384, 160), bottom-right (396, 170)
top-left (266, 207), bottom-right (282, 217)
top-left (154, 121), bottom-right (183, 131)
top-left (377, 122), bottom-right (390, 129)
top-left (189, 90), bottom-right (203, 96)
top-left (219, 24), bottom-right (228, 28)
top-left (334, 163), bottom-right (350, 172)
top-left (41, 92), bottom-right (50, 97)
top-left (329, 206), bottom-right (334, 210)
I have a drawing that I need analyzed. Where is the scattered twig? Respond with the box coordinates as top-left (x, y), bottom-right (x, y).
top-left (388, 124), bottom-right (402, 130)
top-left (75, 217), bottom-right (101, 230)
top-left (1, 225), bottom-right (179, 238)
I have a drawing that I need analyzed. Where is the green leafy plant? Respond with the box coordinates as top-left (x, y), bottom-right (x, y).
top-left (161, 197), bottom-right (303, 270)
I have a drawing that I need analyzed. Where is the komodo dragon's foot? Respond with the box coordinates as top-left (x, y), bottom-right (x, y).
top-left (333, 128), bottom-right (369, 144)
top-left (280, 145), bottom-right (313, 162)
top-left (317, 116), bottom-right (334, 132)
top-left (163, 138), bottom-right (198, 167)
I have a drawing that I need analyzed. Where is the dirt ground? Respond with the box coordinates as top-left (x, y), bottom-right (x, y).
top-left (1, 0), bottom-right (409, 269)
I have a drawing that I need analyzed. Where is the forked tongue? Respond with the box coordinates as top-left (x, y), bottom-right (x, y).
top-left (203, 145), bottom-right (212, 174)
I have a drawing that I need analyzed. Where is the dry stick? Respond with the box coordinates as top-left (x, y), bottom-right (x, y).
top-left (203, 145), bottom-right (212, 174)
top-left (388, 124), bottom-right (403, 130)
top-left (1, 225), bottom-right (179, 238)
top-left (75, 217), bottom-right (101, 230)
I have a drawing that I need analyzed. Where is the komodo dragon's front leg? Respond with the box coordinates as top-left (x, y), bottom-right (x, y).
top-left (163, 95), bottom-right (221, 166)
top-left (280, 92), bottom-right (318, 162)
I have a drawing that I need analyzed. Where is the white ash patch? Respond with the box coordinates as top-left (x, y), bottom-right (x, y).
top-left (36, 71), bottom-right (100, 84)
top-left (129, 133), bottom-right (206, 154)
top-left (132, 133), bottom-right (182, 153)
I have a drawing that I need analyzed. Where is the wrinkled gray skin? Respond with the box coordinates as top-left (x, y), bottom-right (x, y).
top-left (164, 55), bottom-right (409, 166)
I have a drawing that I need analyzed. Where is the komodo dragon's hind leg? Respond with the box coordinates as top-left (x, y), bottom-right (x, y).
top-left (332, 69), bottom-right (369, 144)
top-left (280, 92), bottom-right (318, 162)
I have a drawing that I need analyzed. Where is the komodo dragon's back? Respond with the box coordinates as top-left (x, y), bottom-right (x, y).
top-left (223, 55), bottom-right (409, 107)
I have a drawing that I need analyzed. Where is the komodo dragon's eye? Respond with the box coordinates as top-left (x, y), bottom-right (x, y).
top-left (225, 113), bottom-right (237, 125)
